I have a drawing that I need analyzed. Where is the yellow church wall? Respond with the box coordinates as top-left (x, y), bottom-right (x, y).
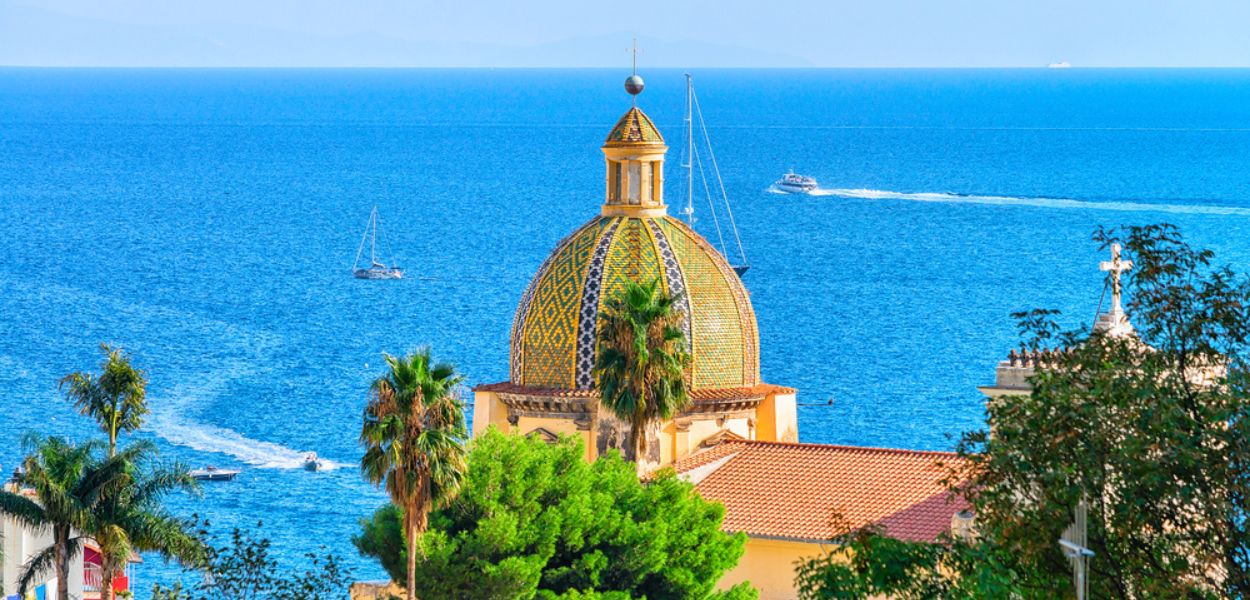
top-left (471, 391), bottom-right (511, 436)
top-left (660, 419), bottom-right (676, 465)
top-left (515, 416), bottom-right (595, 462)
top-left (667, 416), bottom-right (753, 463)
top-left (755, 391), bottom-right (798, 442)
top-left (719, 536), bottom-right (830, 600)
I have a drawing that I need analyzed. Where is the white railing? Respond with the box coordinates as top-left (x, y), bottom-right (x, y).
top-left (84, 563), bottom-right (104, 592)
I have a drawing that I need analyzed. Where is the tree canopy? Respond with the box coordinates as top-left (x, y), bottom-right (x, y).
top-left (59, 343), bottom-right (149, 457)
top-left (796, 224), bottom-right (1250, 599)
top-left (151, 520), bottom-right (349, 600)
top-left (360, 348), bottom-right (470, 600)
top-left (355, 429), bottom-right (755, 600)
top-left (594, 279), bottom-right (692, 463)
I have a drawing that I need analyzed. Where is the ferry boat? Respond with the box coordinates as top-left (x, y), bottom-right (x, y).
top-left (352, 207), bottom-right (403, 280)
top-left (774, 170), bottom-right (818, 194)
top-left (189, 466), bottom-right (240, 481)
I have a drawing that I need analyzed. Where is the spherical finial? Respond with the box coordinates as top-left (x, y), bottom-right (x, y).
top-left (624, 74), bottom-right (644, 96)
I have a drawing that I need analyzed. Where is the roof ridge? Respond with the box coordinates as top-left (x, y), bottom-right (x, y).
top-left (718, 439), bottom-right (962, 459)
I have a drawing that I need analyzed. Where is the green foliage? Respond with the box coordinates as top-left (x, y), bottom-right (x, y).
top-left (352, 503), bottom-right (407, 583)
top-left (593, 279), bottom-right (692, 462)
top-left (359, 348), bottom-right (470, 600)
top-left (0, 436), bottom-right (120, 600)
top-left (794, 525), bottom-right (1020, 600)
top-left (59, 343), bottom-right (149, 456)
top-left (89, 441), bottom-right (206, 600)
top-left (355, 429), bottom-right (753, 600)
top-left (151, 521), bottom-right (349, 600)
top-left (796, 224), bottom-right (1250, 599)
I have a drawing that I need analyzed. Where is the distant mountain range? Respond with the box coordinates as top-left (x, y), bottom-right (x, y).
top-left (0, 2), bottom-right (811, 68)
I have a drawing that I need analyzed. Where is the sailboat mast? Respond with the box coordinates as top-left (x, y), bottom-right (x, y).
top-left (684, 74), bottom-right (695, 226)
top-left (370, 207), bottom-right (378, 265)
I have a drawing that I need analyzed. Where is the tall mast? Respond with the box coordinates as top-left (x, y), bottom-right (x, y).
top-left (684, 73), bottom-right (694, 225)
top-left (370, 207), bottom-right (378, 265)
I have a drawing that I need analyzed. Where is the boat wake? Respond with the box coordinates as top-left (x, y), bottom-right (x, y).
top-left (1, 275), bottom-right (341, 471)
top-left (790, 187), bottom-right (1250, 216)
top-left (151, 359), bottom-right (344, 471)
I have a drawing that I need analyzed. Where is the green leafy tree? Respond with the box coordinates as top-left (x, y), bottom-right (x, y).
top-left (593, 280), bottom-right (692, 463)
top-left (151, 520), bottom-right (349, 600)
top-left (355, 429), bottom-right (756, 600)
top-left (796, 224), bottom-right (1250, 599)
top-left (0, 436), bottom-right (122, 600)
top-left (360, 349), bottom-right (469, 600)
top-left (352, 503), bottom-right (406, 588)
top-left (794, 522), bottom-right (1018, 599)
top-left (90, 441), bottom-right (205, 600)
top-left (60, 343), bottom-right (149, 457)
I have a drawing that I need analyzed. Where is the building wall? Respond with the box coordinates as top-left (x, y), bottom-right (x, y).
top-left (2, 511), bottom-right (85, 598)
top-left (516, 415), bottom-right (595, 462)
top-left (756, 391), bottom-right (798, 443)
top-left (471, 391), bottom-right (511, 436)
top-left (719, 536), bottom-right (827, 600)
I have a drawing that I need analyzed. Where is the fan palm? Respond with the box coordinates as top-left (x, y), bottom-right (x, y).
top-left (60, 344), bottom-right (149, 456)
top-left (89, 441), bottom-right (204, 600)
top-left (0, 435), bottom-right (121, 600)
top-left (593, 279), bottom-right (692, 465)
top-left (360, 349), bottom-right (469, 600)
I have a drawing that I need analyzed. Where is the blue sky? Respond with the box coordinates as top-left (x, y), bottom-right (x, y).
top-left (2, 0), bottom-right (1247, 67)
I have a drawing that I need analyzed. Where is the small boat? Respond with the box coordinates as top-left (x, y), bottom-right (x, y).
top-left (352, 207), bottom-right (403, 280)
top-left (189, 466), bottom-right (240, 481)
top-left (303, 453), bottom-right (323, 472)
top-left (774, 170), bottom-right (819, 194)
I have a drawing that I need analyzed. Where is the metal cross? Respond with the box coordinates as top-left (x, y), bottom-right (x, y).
top-left (1099, 243), bottom-right (1133, 314)
top-left (630, 38), bottom-right (640, 75)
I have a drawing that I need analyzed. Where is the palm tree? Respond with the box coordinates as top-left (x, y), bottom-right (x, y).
top-left (89, 441), bottom-right (204, 600)
top-left (360, 349), bottom-right (469, 600)
top-left (60, 344), bottom-right (149, 457)
top-left (0, 436), bottom-right (121, 600)
top-left (593, 279), bottom-right (692, 465)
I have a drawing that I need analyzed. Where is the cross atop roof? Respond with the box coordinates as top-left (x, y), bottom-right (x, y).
top-left (1099, 243), bottom-right (1133, 316)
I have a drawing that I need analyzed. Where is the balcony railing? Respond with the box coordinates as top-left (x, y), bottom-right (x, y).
top-left (83, 563), bottom-right (132, 593)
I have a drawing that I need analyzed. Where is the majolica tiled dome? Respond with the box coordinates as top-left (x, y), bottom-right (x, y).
top-left (509, 214), bottom-right (760, 391)
top-left (604, 107), bottom-right (664, 147)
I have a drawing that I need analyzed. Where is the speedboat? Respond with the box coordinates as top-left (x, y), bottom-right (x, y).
top-left (189, 466), bottom-right (240, 481)
top-left (774, 170), bottom-right (818, 194)
top-left (303, 453), bottom-right (324, 472)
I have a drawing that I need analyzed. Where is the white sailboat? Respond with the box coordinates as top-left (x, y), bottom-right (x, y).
top-left (352, 207), bottom-right (403, 280)
top-left (680, 74), bottom-right (750, 277)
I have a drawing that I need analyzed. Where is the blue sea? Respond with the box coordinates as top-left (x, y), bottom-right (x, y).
top-left (4, 68), bottom-right (1250, 592)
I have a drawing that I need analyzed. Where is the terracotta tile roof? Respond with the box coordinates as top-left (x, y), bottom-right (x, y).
top-left (670, 440), bottom-right (968, 543)
top-left (472, 382), bottom-right (796, 401)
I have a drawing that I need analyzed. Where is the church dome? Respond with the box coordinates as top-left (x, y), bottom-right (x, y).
top-left (509, 214), bottom-right (760, 391)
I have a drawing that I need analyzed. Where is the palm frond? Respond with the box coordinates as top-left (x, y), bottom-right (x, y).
top-left (16, 543), bottom-right (58, 595)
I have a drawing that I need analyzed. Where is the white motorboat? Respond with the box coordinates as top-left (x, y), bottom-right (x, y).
top-left (303, 453), bottom-right (323, 472)
top-left (190, 466), bottom-right (240, 481)
top-left (352, 207), bottom-right (403, 279)
top-left (774, 170), bottom-right (818, 194)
